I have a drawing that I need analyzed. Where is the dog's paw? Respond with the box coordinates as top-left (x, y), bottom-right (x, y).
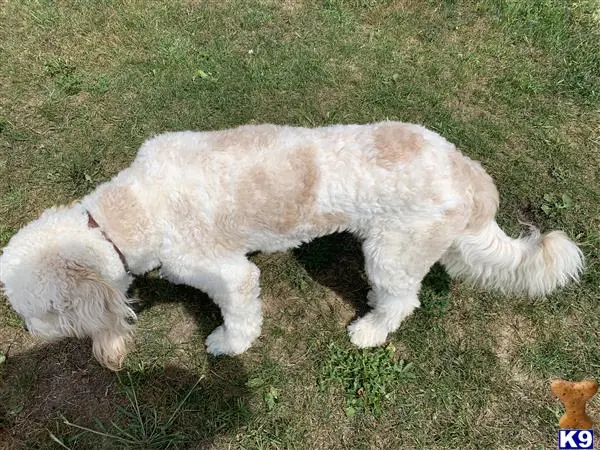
top-left (205, 326), bottom-right (253, 356)
top-left (347, 316), bottom-right (388, 348)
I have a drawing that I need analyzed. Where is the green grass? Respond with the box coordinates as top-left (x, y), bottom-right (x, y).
top-left (1, 0), bottom-right (599, 448)
top-left (50, 373), bottom-right (204, 449)
top-left (320, 343), bottom-right (414, 418)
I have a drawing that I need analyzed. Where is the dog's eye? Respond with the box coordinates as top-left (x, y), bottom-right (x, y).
top-left (126, 316), bottom-right (136, 325)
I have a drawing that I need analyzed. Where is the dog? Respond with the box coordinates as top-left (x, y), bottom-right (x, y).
top-left (0, 122), bottom-right (584, 370)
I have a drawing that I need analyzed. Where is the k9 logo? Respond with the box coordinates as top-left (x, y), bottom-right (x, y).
top-left (558, 429), bottom-right (594, 450)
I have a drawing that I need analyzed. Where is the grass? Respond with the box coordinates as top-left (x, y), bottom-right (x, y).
top-left (49, 373), bottom-right (204, 449)
top-left (0, 0), bottom-right (599, 448)
top-left (320, 343), bottom-right (415, 418)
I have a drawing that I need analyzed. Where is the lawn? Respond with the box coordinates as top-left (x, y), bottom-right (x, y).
top-left (1, 0), bottom-right (599, 448)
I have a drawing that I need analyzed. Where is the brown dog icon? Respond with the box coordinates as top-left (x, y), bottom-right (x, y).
top-left (551, 379), bottom-right (598, 429)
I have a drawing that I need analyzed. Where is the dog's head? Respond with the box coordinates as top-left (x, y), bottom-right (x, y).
top-left (0, 205), bottom-right (135, 370)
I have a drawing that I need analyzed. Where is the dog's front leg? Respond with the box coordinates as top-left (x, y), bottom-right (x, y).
top-left (203, 258), bottom-right (263, 356)
top-left (161, 255), bottom-right (262, 356)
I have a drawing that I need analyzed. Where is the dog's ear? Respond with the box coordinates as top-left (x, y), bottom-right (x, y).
top-left (64, 263), bottom-right (136, 371)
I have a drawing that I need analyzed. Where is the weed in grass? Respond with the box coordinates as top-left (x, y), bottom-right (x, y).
top-left (263, 386), bottom-right (280, 412)
top-left (44, 57), bottom-right (84, 96)
top-left (1, 306), bottom-right (24, 329)
top-left (55, 73), bottom-right (84, 96)
top-left (246, 359), bottom-right (285, 412)
top-left (44, 57), bottom-right (74, 78)
top-left (286, 263), bottom-right (318, 295)
top-left (320, 343), bottom-right (414, 418)
top-left (550, 165), bottom-right (570, 182)
top-left (192, 68), bottom-right (214, 82)
top-left (44, 57), bottom-right (111, 97)
top-left (540, 192), bottom-right (573, 218)
top-left (89, 75), bottom-right (111, 94)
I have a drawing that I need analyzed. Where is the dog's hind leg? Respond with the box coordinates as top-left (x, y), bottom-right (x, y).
top-left (348, 220), bottom-right (460, 348)
top-left (161, 255), bottom-right (262, 356)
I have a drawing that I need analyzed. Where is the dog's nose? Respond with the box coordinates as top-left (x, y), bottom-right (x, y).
top-left (23, 323), bottom-right (29, 332)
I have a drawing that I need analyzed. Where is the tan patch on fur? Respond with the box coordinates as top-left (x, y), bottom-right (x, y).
top-left (449, 150), bottom-right (499, 231)
top-left (374, 123), bottom-right (425, 166)
top-left (235, 147), bottom-right (346, 234)
top-left (210, 124), bottom-right (279, 153)
top-left (541, 234), bottom-right (554, 267)
top-left (312, 212), bottom-right (348, 229)
top-left (236, 148), bottom-right (317, 232)
top-left (96, 186), bottom-right (151, 250)
top-left (444, 203), bottom-right (468, 223)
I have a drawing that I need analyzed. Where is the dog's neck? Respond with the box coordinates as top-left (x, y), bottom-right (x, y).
top-left (86, 210), bottom-right (132, 275)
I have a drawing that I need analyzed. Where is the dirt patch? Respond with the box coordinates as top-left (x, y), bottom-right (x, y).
top-left (491, 315), bottom-right (535, 360)
top-left (0, 326), bottom-right (37, 359)
top-left (490, 315), bottom-right (538, 388)
top-left (70, 91), bottom-right (90, 106)
top-left (0, 339), bottom-right (120, 444)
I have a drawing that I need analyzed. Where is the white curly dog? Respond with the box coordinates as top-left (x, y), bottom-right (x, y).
top-left (0, 122), bottom-right (583, 370)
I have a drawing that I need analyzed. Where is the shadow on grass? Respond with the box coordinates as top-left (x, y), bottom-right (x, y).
top-left (0, 339), bottom-right (250, 448)
top-left (130, 232), bottom-right (453, 334)
top-left (293, 232), bottom-right (453, 318)
top-left (293, 232), bottom-right (370, 317)
top-left (130, 274), bottom-right (222, 335)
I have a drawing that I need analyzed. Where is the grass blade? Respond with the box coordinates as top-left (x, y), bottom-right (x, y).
top-left (48, 432), bottom-right (72, 450)
top-left (164, 376), bottom-right (205, 429)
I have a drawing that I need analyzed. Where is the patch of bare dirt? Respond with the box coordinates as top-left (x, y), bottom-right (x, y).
top-left (0, 339), bottom-right (120, 444)
top-left (489, 315), bottom-right (539, 389)
top-left (0, 327), bottom-right (36, 359)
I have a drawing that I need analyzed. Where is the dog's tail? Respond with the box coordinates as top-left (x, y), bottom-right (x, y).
top-left (441, 219), bottom-right (584, 297)
top-left (439, 153), bottom-right (583, 296)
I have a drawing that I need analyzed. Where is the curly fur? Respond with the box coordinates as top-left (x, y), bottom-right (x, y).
top-left (0, 122), bottom-right (584, 369)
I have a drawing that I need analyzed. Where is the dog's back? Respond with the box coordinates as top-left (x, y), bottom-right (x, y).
top-left (126, 122), bottom-right (475, 249)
